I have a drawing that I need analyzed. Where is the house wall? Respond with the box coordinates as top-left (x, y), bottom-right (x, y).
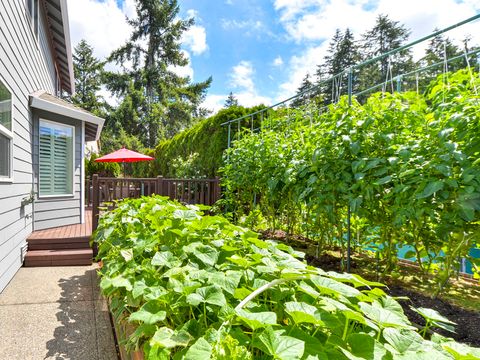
top-left (32, 110), bottom-right (82, 230)
top-left (0, 0), bottom-right (57, 292)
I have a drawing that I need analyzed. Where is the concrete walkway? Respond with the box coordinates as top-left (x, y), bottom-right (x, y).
top-left (0, 265), bottom-right (118, 360)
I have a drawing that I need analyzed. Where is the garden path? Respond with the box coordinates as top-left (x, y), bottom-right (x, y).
top-left (0, 264), bottom-right (118, 359)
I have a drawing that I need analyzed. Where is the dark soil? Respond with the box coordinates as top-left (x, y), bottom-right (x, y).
top-left (259, 230), bottom-right (480, 347)
top-left (388, 285), bottom-right (480, 347)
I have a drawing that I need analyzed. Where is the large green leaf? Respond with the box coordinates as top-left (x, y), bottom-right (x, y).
top-left (129, 300), bottom-right (166, 325)
top-left (416, 181), bottom-right (444, 199)
top-left (186, 285), bottom-right (226, 307)
top-left (184, 243), bottom-right (219, 267)
top-left (257, 327), bottom-right (305, 360)
top-left (184, 337), bottom-right (212, 360)
top-left (173, 209), bottom-right (200, 220)
top-left (151, 251), bottom-right (179, 268)
top-left (208, 270), bottom-right (243, 295)
top-left (311, 276), bottom-right (361, 298)
top-left (236, 309), bottom-right (277, 330)
top-left (285, 301), bottom-right (322, 325)
top-left (150, 327), bottom-right (192, 349)
top-left (411, 307), bottom-right (456, 333)
top-left (382, 328), bottom-right (424, 354)
top-left (343, 333), bottom-right (390, 360)
top-left (359, 301), bottom-right (413, 329)
top-left (101, 275), bottom-right (132, 292)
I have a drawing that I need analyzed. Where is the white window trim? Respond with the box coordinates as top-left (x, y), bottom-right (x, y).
top-left (0, 77), bottom-right (14, 183)
top-left (38, 118), bottom-right (75, 198)
top-left (25, 0), bottom-right (40, 44)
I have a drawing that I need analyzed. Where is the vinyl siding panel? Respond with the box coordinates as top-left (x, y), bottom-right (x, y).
top-left (0, 0), bottom-right (57, 292)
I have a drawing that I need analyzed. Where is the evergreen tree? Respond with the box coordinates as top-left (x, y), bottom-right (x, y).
top-left (71, 40), bottom-right (106, 116)
top-left (316, 28), bottom-right (360, 103)
top-left (315, 29), bottom-right (342, 102)
top-left (106, 0), bottom-right (212, 147)
top-left (421, 32), bottom-right (459, 67)
top-left (415, 32), bottom-right (460, 91)
top-left (224, 92), bottom-right (239, 108)
top-left (359, 15), bottom-right (414, 96)
top-left (292, 74), bottom-right (314, 108)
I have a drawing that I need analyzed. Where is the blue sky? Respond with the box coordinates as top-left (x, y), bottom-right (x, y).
top-left (67, 0), bottom-right (480, 112)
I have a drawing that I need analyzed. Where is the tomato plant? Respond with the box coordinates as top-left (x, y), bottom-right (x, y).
top-left (222, 70), bottom-right (480, 294)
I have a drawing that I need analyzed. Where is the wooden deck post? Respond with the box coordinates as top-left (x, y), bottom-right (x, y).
top-left (92, 174), bottom-right (99, 233)
top-left (214, 176), bottom-right (221, 205)
top-left (156, 176), bottom-right (164, 196)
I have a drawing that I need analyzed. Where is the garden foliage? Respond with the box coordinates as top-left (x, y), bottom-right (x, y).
top-left (94, 196), bottom-right (479, 359)
top-left (222, 70), bottom-right (480, 294)
top-left (150, 106), bottom-right (264, 178)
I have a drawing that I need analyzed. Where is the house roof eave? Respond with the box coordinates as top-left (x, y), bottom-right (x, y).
top-left (43, 0), bottom-right (75, 94)
top-left (30, 90), bottom-right (104, 141)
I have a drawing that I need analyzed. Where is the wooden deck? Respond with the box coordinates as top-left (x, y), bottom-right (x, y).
top-left (28, 209), bottom-right (92, 240)
top-left (25, 210), bottom-right (93, 267)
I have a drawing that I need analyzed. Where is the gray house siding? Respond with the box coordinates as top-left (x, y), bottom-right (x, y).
top-left (32, 110), bottom-right (82, 230)
top-left (0, 0), bottom-right (57, 291)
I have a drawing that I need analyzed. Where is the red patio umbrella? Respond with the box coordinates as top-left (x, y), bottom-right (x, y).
top-left (95, 147), bottom-right (154, 176)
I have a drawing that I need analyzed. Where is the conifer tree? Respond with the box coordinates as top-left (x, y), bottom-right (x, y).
top-left (292, 74), bottom-right (314, 108)
top-left (315, 29), bottom-right (342, 102)
top-left (359, 15), bottom-right (414, 95)
top-left (106, 0), bottom-right (212, 147)
top-left (315, 28), bottom-right (359, 104)
top-left (413, 32), bottom-right (460, 90)
top-left (71, 40), bottom-right (106, 116)
top-left (224, 92), bottom-right (239, 108)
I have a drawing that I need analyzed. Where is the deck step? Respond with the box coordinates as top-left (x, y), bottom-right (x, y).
top-left (24, 249), bottom-right (93, 267)
top-left (27, 236), bottom-right (91, 250)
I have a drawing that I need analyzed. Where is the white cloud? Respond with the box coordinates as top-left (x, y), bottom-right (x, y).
top-left (276, 44), bottom-right (326, 101)
top-left (203, 92), bottom-right (271, 114)
top-left (67, 0), bottom-right (132, 61)
top-left (181, 9), bottom-right (208, 56)
top-left (221, 19), bottom-right (264, 31)
top-left (229, 61), bottom-right (271, 106)
top-left (273, 0), bottom-right (319, 22)
top-left (186, 9), bottom-right (199, 19)
top-left (203, 94), bottom-right (226, 113)
top-left (203, 60), bottom-right (271, 113)
top-left (230, 61), bottom-right (255, 91)
top-left (182, 24), bottom-right (208, 55)
top-left (272, 56), bottom-right (284, 67)
top-left (273, 0), bottom-right (480, 100)
top-left (274, 0), bottom-right (480, 44)
top-left (123, 0), bottom-right (137, 19)
top-left (236, 92), bottom-right (271, 108)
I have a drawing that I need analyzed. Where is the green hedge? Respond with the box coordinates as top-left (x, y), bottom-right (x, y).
top-left (150, 106), bottom-right (265, 178)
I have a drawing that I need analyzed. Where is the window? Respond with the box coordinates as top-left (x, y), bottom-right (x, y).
top-left (39, 119), bottom-right (74, 196)
top-left (0, 80), bottom-right (13, 181)
top-left (26, 0), bottom-right (39, 38)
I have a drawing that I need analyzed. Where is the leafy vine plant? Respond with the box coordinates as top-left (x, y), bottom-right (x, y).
top-left (94, 196), bottom-right (480, 359)
top-left (222, 70), bottom-right (480, 295)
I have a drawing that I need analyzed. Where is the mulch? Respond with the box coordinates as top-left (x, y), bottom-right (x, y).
top-left (388, 285), bottom-right (480, 347)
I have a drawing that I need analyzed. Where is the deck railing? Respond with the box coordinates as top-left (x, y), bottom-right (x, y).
top-left (90, 174), bottom-right (221, 231)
